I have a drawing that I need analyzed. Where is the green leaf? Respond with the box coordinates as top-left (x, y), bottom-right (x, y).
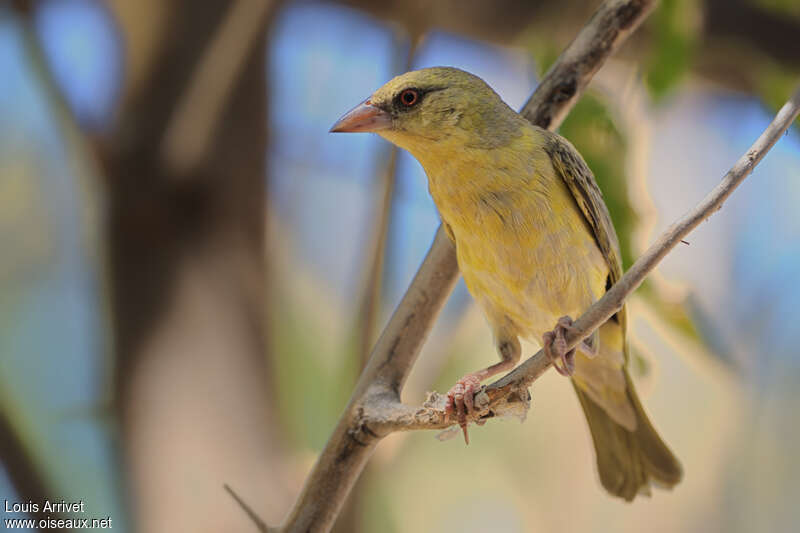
top-left (757, 62), bottom-right (800, 116)
top-left (645, 0), bottom-right (700, 100)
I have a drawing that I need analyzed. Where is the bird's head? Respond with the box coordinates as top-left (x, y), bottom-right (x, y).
top-left (331, 67), bottom-right (522, 159)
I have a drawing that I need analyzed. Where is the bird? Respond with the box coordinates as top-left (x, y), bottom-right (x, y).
top-left (330, 66), bottom-right (682, 501)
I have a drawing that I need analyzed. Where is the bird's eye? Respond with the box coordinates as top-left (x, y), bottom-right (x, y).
top-left (399, 89), bottom-right (419, 107)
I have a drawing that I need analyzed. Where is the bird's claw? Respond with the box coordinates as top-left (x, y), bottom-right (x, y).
top-left (543, 315), bottom-right (579, 376)
top-left (444, 374), bottom-right (481, 445)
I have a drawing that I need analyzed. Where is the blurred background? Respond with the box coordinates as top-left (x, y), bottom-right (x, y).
top-left (1, 0), bottom-right (799, 531)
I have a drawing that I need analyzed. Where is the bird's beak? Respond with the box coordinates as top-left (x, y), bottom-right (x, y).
top-left (330, 99), bottom-right (392, 133)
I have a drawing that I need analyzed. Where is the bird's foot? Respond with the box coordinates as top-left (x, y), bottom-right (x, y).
top-left (543, 316), bottom-right (576, 376)
top-left (543, 315), bottom-right (595, 376)
top-left (444, 374), bottom-right (482, 445)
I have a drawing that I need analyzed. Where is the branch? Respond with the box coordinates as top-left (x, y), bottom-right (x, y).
top-left (160, 0), bottom-right (279, 177)
top-left (0, 411), bottom-right (69, 526)
top-left (353, 34), bottom-right (422, 369)
top-left (518, 0), bottom-right (656, 128)
top-left (365, 84), bottom-right (800, 435)
top-left (275, 1), bottom-right (657, 532)
top-left (336, 33), bottom-right (422, 533)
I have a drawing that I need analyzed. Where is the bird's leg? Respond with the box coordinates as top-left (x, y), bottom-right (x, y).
top-left (543, 315), bottom-right (597, 376)
top-left (445, 336), bottom-right (521, 444)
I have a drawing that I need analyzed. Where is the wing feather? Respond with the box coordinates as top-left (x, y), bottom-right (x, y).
top-left (542, 129), bottom-right (627, 334)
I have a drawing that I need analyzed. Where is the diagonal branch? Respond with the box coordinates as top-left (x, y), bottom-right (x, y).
top-left (519, 0), bottom-right (656, 129)
top-left (274, 1), bottom-right (658, 532)
top-left (363, 84), bottom-right (800, 435)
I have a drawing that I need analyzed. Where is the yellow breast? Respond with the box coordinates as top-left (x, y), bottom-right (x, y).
top-left (424, 128), bottom-right (608, 340)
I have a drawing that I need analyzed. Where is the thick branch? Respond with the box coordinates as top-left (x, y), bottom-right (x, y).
top-left (277, 2), bottom-right (657, 532)
top-left (365, 84), bottom-right (800, 434)
top-left (161, 0), bottom-right (279, 176)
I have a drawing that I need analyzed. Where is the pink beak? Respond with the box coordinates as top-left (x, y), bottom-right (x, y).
top-left (330, 99), bottom-right (392, 133)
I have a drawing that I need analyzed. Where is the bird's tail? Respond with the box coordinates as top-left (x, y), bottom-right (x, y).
top-left (573, 370), bottom-right (683, 501)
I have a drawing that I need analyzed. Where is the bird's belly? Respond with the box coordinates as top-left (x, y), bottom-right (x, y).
top-left (453, 208), bottom-right (608, 342)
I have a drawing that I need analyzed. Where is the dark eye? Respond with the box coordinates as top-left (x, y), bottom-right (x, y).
top-left (399, 88), bottom-right (419, 107)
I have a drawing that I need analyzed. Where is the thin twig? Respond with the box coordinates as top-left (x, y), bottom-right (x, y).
top-left (225, 484), bottom-right (272, 533)
top-left (365, 84), bottom-right (800, 434)
top-left (354, 146), bottom-right (398, 365)
top-left (354, 35), bottom-right (422, 368)
top-left (276, 2), bottom-right (657, 532)
top-left (161, 0), bottom-right (278, 177)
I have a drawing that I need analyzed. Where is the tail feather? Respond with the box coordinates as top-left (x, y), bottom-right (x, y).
top-left (574, 370), bottom-right (682, 501)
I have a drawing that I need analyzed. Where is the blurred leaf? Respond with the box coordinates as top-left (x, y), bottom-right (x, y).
top-left (637, 281), bottom-right (703, 343)
top-left (529, 41), bottom-right (560, 79)
top-left (0, 153), bottom-right (55, 289)
top-left (628, 344), bottom-right (652, 379)
top-left (560, 94), bottom-right (708, 351)
top-left (514, 5), bottom-right (576, 79)
top-left (362, 473), bottom-right (400, 533)
top-left (644, 0), bottom-right (699, 100)
top-left (559, 93), bottom-right (636, 268)
top-left (271, 283), bottom-right (359, 450)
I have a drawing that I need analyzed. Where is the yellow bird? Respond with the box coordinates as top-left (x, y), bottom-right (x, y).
top-left (331, 67), bottom-right (682, 500)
